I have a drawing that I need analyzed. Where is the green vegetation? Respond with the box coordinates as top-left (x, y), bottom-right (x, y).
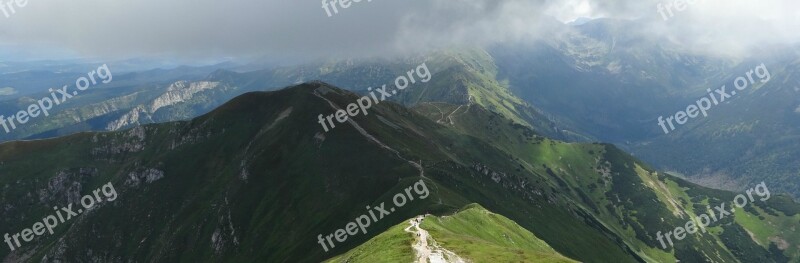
top-left (328, 203), bottom-right (577, 263)
top-left (421, 204), bottom-right (577, 263)
top-left (324, 224), bottom-right (415, 263)
top-left (0, 82), bottom-right (798, 262)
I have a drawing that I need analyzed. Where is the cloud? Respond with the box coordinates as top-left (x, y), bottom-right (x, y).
top-left (0, 0), bottom-right (430, 60)
top-left (0, 87), bottom-right (18, 96)
top-left (547, 0), bottom-right (800, 57)
top-left (0, 0), bottom-right (553, 60)
top-left (0, 0), bottom-right (797, 61)
top-left (392, 0), bottom-right (552, 54)
top-left (649, 0), bottom-right (800, 56)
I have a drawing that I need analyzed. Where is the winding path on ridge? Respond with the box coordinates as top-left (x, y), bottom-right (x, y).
top-left (404, 216), bottom-right (467, 263)
top-left (313, 89), bottom-right (425, 178)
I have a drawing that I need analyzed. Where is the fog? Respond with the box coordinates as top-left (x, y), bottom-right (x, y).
top-left (0, 0), bottom-right (797, 62)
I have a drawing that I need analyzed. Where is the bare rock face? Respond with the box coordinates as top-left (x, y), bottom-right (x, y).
top-left (106, 105), bottom-right (148, 131)
top-left (471, 162), bottom-right (548, 203)
top-left (107, 81), bottom-right (221, 131)
top-left (125, 168), bottom-right (165, 187)
top-left (46, 92), bottom-right (142, 132)
top-left (150, 81), bottom-right (219, 113)
top-left (38, 168), bottom-right (100, 205)
top-left (211, 197), bottom-right (239, 255)
top-left (91, 126), bottom-right (149, 162)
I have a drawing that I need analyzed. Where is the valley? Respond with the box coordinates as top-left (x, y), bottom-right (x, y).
top-left (3, 1), bottom-right (799, 262)
top-left (1, 82), bottom-right (797, 262)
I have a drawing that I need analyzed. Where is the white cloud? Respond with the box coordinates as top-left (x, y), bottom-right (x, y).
top-left (0, 87), bottom-right (18, 96)
top-left (0, 0), bottom-right (797, 61)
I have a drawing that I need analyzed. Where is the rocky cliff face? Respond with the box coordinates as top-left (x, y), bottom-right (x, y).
top-left (106, 81), bottom-right (220, 131)
top-left (149, 81), bottom-right (219, 113)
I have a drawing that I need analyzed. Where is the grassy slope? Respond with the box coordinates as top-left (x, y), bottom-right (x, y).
top-left (323, 223), bottom-right (415, 263)
top-left (422, 204), bottom-right (577, 263)
top-left (631, 58), bottom-right (800, 197)
top-left (414, 97), bottom-right (800, 262)
top-left (392, 49), bottom-right (588, 142)
top-left (0, 83), bottom-right (634, 262)
top-left (488, 21), bottom-right (800, 198)
top-left (327, 203), bottom-right (577, 263)
top-left (1, 83), bottom-right (797, 262)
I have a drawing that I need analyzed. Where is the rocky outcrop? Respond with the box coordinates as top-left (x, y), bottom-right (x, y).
top-left (91, 126), bottom-right (149, 161)
top-left (471, 162), bottom-right (549, 204)
top-left (125, 168), bottom-right (165, 187)
top-left (37, 168), bottom-right (99, 205)
top-left (106, 81), bottom-right (221, 131)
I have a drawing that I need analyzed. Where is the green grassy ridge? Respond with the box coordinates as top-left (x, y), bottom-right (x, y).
top-left (532, 142), bottom-right (800, 262)
top-left (409, 97), bottom-right (663, 262)
top-left (343, 48), bottom-right (584, 143)
top-left (0, 83), bottom-right (636, 262)
top-left (323, 223), bottom-right (415, 263)
top-left (1, 84), bottom-right (429, 261)
top-left (410, 93), bottom-right (800, 262)
top-left (310, 83), bottom-right (641, 262)
top-left (326, 203), bottom-right (578, 263)
top-left (1, 83), bottom-right (797, 262)
top-left (319, 81), bottom-right (800, 262)
top-left (421, 204), bottom-right (578, 263)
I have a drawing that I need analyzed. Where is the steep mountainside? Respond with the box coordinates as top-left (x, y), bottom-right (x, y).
top-left (1, 83), bottom-right (798, 262)
top-left (630, 57), bottom-right (800, 195)
top-left (6, 35), bottom-right (798, 200)
top-left (4, 50), bottom-right (580, 143)
top-left (487, 18), bottom-right (800, 197)
top-left (0, 67), bottom-right (220, 142)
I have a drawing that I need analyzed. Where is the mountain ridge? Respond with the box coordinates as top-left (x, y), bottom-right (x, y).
top-left (1, 82), bottom-right (797, 262)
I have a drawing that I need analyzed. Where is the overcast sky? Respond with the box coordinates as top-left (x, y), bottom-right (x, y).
top-left (0, 0), bottom-right (798, 62)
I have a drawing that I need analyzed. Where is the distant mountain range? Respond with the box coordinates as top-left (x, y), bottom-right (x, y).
top-left (487, 18), bottom-right (800, 197)
top-left (2, 17), bottom-right (799, 261)
top-left (1, 82), bottom-right (798, 262)
top-left (5, 30), bottom-right (798, 199)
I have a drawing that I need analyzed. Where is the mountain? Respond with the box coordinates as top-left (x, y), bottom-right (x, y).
top-left (484, 18), bottom-right (800, 197)
top-left (0, 67), bottom-right (225, 141)
top-left (1, 82), bottom-right (798, 262)
top-left (629, 57), bottom-right (800, 195)
top-left (5, 18), bottom-right (799, 200)
top-left (4, 36), bottom-right (799, 199)
top-left (325, 204), bottom-right (577, 263)
top-left (3, 50), bottom-right (581, 143)
top-left (0, 71), bottom-right (80, 98)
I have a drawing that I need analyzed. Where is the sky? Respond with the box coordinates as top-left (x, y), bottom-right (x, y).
top-left (0, 0), bottom-right (798, 62)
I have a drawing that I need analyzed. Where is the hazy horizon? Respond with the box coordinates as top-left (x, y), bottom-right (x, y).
top-left (0, 0), bottom-right (797, 64)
